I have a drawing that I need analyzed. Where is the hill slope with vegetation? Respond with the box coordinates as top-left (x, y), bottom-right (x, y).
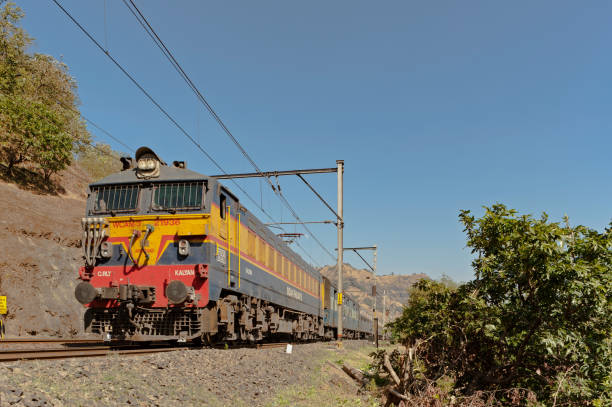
top-left (320, 263), bottom-right (428, 322)
top-left (0, 2), bottom-right (126, 335)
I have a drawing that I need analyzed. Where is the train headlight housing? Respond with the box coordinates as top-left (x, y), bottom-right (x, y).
top-left (100, 241), bottom-right (112, 258)
top-left (178, 239), bottom-right (190, 257)
top-left (134, 147), bottom-right (163, 179)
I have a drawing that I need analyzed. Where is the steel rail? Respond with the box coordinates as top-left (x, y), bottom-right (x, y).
top-left (255, 342), bottom-right (290, 349)
top-left (0, 346), bottom-right (188, 362)
top-left (0, 346), bottom-right (115, 354)
top-left (0, 338), bottom-right (102, 344)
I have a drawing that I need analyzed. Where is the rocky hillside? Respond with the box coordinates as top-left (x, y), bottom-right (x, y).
top-left (0, 164), bottom-right (427, 337)
top-left (0, 165), bottom-right (89, 336)
top-left (320, 263), bottom-right (428, 323)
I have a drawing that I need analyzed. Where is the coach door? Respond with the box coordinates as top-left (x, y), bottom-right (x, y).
top-left (219, 188), bottom-right (240, 288)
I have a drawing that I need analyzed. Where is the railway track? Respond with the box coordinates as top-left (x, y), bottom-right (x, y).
top-left (0, 338), bottom-right (102, 344)
top-left (256, 342), bottom-right (290, 349)
top-left (0, 346), bottom-right (190, 362)
top-left (0, 339), bottom-right (296, 362)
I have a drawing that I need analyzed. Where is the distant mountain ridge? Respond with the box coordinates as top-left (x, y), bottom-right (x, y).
top-left (319, 263), bottom-right (428, 323)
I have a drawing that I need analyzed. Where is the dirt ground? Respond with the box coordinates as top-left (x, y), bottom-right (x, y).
top-left (0, 341), bottom-right (381, 407)
top-left (0, 165), bottom-right (89, 337)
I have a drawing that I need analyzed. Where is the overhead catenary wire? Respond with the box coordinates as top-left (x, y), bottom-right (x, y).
top-left (79, 112), bottom-right (134, 153)
top-left (50, 0), bottom-right (325, 267)
top-left (121, 0), bottom-right (336, 262)
top-left (50, 1), bottom-right (269, 216)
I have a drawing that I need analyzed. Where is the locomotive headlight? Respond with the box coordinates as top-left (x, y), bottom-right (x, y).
top-left (100, 241), bottom-right (112, 258)
top-left (137, 157), bottom-right (158, 171)
top-left (178, 239), bottom-right (190, 257)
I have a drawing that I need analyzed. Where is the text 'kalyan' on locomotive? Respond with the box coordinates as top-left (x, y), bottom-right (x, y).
top-left (75, 147), bottom-right (376, 343)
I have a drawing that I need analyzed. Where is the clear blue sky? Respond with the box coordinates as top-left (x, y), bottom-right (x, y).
top-left (18, 0), bottom-right (612, 281)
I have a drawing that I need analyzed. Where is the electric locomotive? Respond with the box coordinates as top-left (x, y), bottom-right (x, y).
top-left (75, 147), bottom-right (372, 342)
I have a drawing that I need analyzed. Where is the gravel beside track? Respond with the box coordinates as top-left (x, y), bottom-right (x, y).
top-left (0, 340), bottom-right (374, 406)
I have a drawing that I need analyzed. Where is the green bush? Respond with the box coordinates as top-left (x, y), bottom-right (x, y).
top-left (390, 204), bottom-right (612, 405)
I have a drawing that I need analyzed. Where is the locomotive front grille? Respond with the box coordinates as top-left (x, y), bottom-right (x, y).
top-left (85, 308), bottom-right (202, 338)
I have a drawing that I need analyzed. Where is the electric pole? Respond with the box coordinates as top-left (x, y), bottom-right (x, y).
top-left (337, 160), bottom-right (344, 343)
top-left (373, 245), bottom-right (378, 348)
top-left (382, 289), bottom-right (386, 341)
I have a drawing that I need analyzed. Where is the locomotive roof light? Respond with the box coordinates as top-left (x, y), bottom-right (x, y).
top-left (120, 156), bottom-right (135, 171)
top-left (135, 146), bottom-right (164, 179)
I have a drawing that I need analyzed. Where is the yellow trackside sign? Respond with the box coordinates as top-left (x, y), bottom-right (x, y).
top-left (337, 292), bottom-right (342, 305)
top-left (0, 296), bottom-right (6, 314)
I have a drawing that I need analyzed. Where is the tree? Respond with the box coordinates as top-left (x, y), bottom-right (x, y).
top-left (0, 95), bottom-right (65, 175)
top-left (389, 204), bottom-right (612, 405)
top-left (0, 0), bottom-right (30, 95)
top-left (0, 1), bottom-right (90, 180)
top-left (34, 124), bottom-right (73, 182)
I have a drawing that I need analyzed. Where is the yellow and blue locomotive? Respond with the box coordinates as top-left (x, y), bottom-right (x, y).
top-left (75, 147), bottom-right (373, 342)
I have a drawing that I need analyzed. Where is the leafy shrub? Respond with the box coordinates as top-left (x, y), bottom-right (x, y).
top-left (389, 204), bottom-right (612, 405)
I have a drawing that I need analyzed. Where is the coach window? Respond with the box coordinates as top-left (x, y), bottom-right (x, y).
top-left (220, 194), bottom-right (226, 219)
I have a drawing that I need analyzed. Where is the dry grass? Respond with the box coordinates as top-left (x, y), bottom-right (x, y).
top-left (266, 341), bottom-right (385, 407)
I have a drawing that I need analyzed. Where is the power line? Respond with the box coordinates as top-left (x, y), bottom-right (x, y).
top-left (80, 113), bottom-right (134, 153)
top-left (50, 1), bottom-right (271, 220)
top-left (121, 0), bottom-right (264, 175)
top-left (121, 0), bottom-right (335, 261)
top-left (51, 0), bottom-right (330, 266)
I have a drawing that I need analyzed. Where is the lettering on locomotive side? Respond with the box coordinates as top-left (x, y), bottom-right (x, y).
top-left (111, 221), bottom-right (143, 228)
top-left (216, 248), bottom-right (227, 265)
top-left (174, 269), bottom-right (195, 276)
top-left (286, 286), bottom-right (303, 301)
top-left (153, 219), bottom-right (181, 226)
top-left (97, 270), bottom-right (112, 277)
top-left (111, 219), bottom-right (181, 228)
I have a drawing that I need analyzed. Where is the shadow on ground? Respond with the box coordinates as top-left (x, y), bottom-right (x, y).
top-left (0, 163), bottom-right (65, 195)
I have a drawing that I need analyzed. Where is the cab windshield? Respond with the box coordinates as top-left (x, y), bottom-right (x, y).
top-left (152, 182), bottom-right (203, 211)
top-left (92, 184), bottom-right (140, 213)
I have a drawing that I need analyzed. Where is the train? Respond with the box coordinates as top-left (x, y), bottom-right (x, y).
top-left (74, 146), bottom-right (378, 343)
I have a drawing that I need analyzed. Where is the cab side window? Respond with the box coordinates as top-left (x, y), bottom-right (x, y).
top-left (220, 193), bottom-right (226, 219)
